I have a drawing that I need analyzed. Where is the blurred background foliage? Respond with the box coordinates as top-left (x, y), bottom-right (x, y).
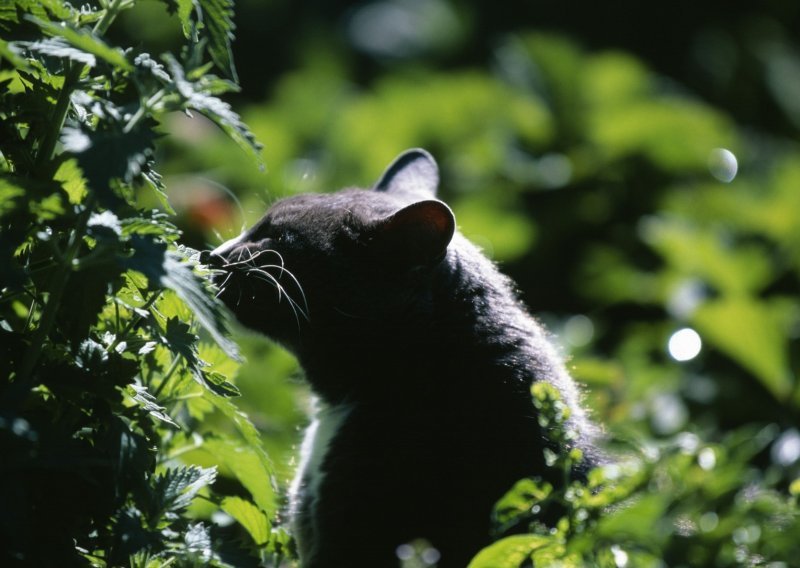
top-left (118, 0), bottom-right (799, 562)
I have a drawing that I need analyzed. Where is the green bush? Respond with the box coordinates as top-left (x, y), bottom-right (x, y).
top-left (0, 1), bottom-right (287, 565)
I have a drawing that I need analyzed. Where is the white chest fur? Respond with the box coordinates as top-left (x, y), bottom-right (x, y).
top-left (289, 400), bottom-right (351, 559)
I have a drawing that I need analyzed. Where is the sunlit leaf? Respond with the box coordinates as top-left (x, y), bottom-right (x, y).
top-left (202, 436), bottom-right (276, 515)
top-left (24, 37), bottom-right (97, 67)
top-left (693, 298), bottom-right (793, 400)
top-left (467, 535), bottom-right (551, 568)
top-left (146, 465), bottom-right (217, 521)
top-left (196, 0), bottom-right (236, 80)
top-left (202, 402), bottom-right (277, 514)
top-left (127, 382), bottom-right (178, 427)
top-left (27, 16), bottom-right (132, 71)
top-left (164, 54), bottom-right (262, 169)
top-left (220, 496), bottom-right (270, 545)
top-left (62, 122), bottom-right (157, 202)
top-left (182, 522), bottom-right (213, 563)
top-left (0, 0), bottom-right (72, 23)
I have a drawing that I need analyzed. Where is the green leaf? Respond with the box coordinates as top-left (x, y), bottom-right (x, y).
top-left (202, 404), bottom-right (276, 514)
top-left (161, 249), bottom-right (240, 361)
top-left (182, 522), bottom-right (213, 563)
top-left (693, 297), bottom-right (793, 401)
top-left (24, 37), bottom-right (98, 67)
top-left (27, 16), bottom-right (133, 71)
top-left (0, 0), bottom-right (72, 24)
top-left (125, 238), bottom-right (239, 361)
top-left (468, 535), bottom-right (552, 568)
top-left (0, 176), bottom-right (25, 217)
top-left (0, 38), bottom-right (32, 71)
top-left (127, 382), bottom-right (178, 427)
top-left (596, 494), bottom-right (669, 545)
top-left (196, 0), bottom-right (237, 80)
top-left (203, 370), bottom-right (240, 397)
top-left (146, 465), bottom-right (217, 521)
top-left (171, 0), bottom-right (195, 39)
top-left (164, 55), bottom-right (263, 169)
top-left (54, 159), bottom-right (88, 204)
top-left (140, 160), bottom-right (176, 215)
top-left (220, 496), bottom-right (270, 545)
top-left (62, 122), bottom-right (157, 202)
top-left (493, 478), bottom-right (553, 533)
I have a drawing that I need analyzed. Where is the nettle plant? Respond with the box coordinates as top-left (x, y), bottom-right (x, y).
top-left (0, 0), bottom-right (284, 565)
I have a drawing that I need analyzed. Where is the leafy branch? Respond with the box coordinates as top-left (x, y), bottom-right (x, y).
top-left (0, 1), bottom-right (280, 565)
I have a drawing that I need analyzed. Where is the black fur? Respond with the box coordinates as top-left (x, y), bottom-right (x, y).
top-left (207, 149), bottom-right (599, 567)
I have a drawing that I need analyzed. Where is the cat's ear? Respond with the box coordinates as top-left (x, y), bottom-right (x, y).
top-left (374, 149), bottom-right (439, 198)
top-left (371, 200), bottom-right (455, 267)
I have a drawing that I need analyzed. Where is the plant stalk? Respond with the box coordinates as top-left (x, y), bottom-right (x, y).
top-left (18, 0), bottom-right (129, 389)
top-left (15, 197), bottom-right (95, 389)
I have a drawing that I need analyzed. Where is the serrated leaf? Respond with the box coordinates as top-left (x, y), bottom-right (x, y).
top-left (163, 316), bottom-right (200, 363)
top-left (27, 16), bottom-right (132, 71)
top-left (24, 37), bottom-right (97, 67)
top-left (0, 38), bottom-right (32, 71)
top-left (202, 436), bottom-right (276, 515)
top-left (54, 158), bottom-right (88, 204)
top-left (126, 238), bottom-right (239, 361)
top-left (127, 382), bottom-right (178, 426)
top-left (88, 210), bottom-right (123, 237)
top-left (196, 0), bottom-right (236, 80)
top-left (166, 0), bottom-right (195, 40)
top-left (203, 370), bottom-right (240, 397)
top-left (161, 249), bottom-right (240, 360)
top-left (220, 496), bottom-right (270, 545)
top-left (148, 466), bottom-right (217, 520)
top-left (164, 55), bottom-right (262, 169)
top-left (62, 123), bottom-right (157, 202)
top-left (121, 212), bottom-right (180, 240)
top-left (0, 0), bottom-right (73, 24)
top-left (182, 522), bottom-right (212, 562)
top-left (139, 160), bottom-right (175, 214)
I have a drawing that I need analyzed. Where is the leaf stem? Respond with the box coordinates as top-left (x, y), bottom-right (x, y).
top-left (33, 0), bottom-right (128, 176)
top-left (153, 354), bottom-right (182, 399)
top-left (93, 0), bottom-right (127, 36)
top-left (33, 62), bottom-right (83, 178)
top-left (15, 195), bottom-right (96, 389)
top-left (106, 291), bottom-right (161, 353)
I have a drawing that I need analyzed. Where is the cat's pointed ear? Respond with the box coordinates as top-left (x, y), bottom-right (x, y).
top-left (371, 200), bottom-right (455, 267)
top-left (374, 149), bottom-right (440, 198)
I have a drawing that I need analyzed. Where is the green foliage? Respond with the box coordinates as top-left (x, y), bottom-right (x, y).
top-left (4, 2), bottom-right (800, 567)
top-left (0, 1), bottom-right (283, 566)
top-left (157, 14), bottom-right (799, 566)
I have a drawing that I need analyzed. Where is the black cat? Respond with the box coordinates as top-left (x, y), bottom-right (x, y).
top-left (206, 149), bottom-right (600, 567)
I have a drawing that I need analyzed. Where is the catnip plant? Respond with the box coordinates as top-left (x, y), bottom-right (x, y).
top-left (0, 1), bottom-right (286, 565)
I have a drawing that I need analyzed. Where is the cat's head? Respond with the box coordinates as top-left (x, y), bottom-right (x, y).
top-left (205, 149), bottom-right (456, 351)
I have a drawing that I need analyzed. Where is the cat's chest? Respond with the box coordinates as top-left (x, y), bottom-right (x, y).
top-left (290, 401), bottom-right (352, 511)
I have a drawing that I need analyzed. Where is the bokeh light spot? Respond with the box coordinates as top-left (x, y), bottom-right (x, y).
top-left (708, 147), bottom-right (738, 183)
top-left (668, 328), bottom-right (702, 362)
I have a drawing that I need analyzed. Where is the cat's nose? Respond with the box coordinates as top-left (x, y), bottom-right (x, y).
top-left (199, 250), bottom-right (221, 265)
top-left (201, 234), bottom-right (245, 266)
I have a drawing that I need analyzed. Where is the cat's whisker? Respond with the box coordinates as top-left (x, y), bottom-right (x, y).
top-left (247, 268), bottom-right (309, 322)
top-left (214, 272), bottom-right (234, 299)
top-left (246, 266), bottom-right (284, 304)
top-left (223, 248), bottom-right (275, 268)
top-left (255, 261), bottom-right (309, 315)
top-left (245, 271), bottom-right (306, 333)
